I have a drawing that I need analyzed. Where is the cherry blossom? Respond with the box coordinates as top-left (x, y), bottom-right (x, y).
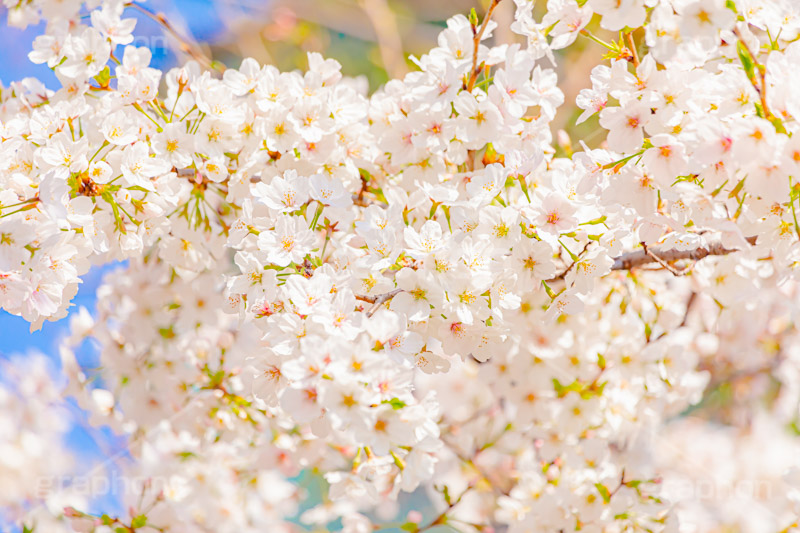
top-left (3, 0), bottom-right (800, 531)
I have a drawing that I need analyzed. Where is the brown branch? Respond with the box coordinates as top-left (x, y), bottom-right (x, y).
top-left (641, 241), bottom-right (689, 275)
top-left (357, 239), bottom-right (755, 310)
top-left (355, 294), bottom-right (379, 304)
top-left (356, 288), bottom-right (404, 318)
top-left (548, 237), bottom-right (755, 282)
top-left (466, 0), bottom-right (502, 92)
top-left (611, 239), bottom-right (752, 272)
top-left (365, 288), bottom-right (403, 317)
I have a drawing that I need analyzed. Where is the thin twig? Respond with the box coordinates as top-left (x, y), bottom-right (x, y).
top-left (548, 241), bottom-right (593, 281)
top-left (127, 3), bottom-right (223, 72)
top-left (418, 483), bottom-right (475, 533)
top-left (641, 241), bottom-right (689, 276)
top-left (547, 237), bottom-right (756, 282)
top-left (365, 288), bottom-right (403, 317)
top-left (466, 0), bottom-right (502, 92)
top-left (613, 239), bottom-right (753, 272)
top-left (359, 239), bottom-right (756, 306)
top-left (626, 31), bottom-right (639, 67)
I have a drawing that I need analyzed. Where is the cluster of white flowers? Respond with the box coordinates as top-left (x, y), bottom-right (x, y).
top-left (4, 0), bottom-right (800, 530)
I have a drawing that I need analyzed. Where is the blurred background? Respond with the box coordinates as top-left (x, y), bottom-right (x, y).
top-left (0, 0), bottom-right (606, 142)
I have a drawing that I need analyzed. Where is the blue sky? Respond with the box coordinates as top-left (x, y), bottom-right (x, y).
top-left (0, 1), bottom-right (237, 524)
top-left (0, 0), bottom-right (231, 88)
top-left (0, 1), bottom-right (233, 353)
top-left (0, 0), bottom-right (238, 360)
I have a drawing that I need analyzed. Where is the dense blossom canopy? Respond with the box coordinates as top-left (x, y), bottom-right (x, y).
top-left (3, 0), bottom-right (800, 531)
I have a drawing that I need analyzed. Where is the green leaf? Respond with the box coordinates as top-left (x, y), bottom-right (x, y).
top-left (728, 177), bottom-right (746, 199)
top-left (382, 397), bottom-right (406, 410)
top-left (429, 201), bottom-right (440, 219)
top-left (518, 174), bottom-right (531, 202)
top-left (441, 484), bottom-right (452, 505)
top-left (553, 378), bottom-right (584, 398)
top-left (595, 482), bottom-right (612, 503)
top-left (581, 381), bottom-right (607, 400)
top-left (771, 116), bottom-right (787, 134)
top-left (469, 7), bottom-right (478, 27)
top-left (541, 280), bottom-right (556, 300)
top-left (710, 179), bottom-right (729, 198)
top-left (579, 216), bottom-right (607, 226)
top-left (736, 41), bottom-right (756, 81)
top-left (131, 515), bottom-right (148, 528)
top-left (94, 66), bottom-right (111, 88)
top-left (390, 449), bottom-right (406, 470)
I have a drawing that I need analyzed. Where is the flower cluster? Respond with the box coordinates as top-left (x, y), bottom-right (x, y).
top-left (3, 0), bottom-right (800, 531)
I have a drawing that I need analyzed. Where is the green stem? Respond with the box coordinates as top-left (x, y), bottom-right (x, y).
top-left (149, 100), bottom-right (170, 123)
top-left (602, 150), bottom-right (645, 170)
top-left (88, 141), bottom-right (110, 164)
top-left (178, 105), bottom-right (198, 123)
top-left (132, 103), bottom-right (163, 132)
top-left (169, 92), bottom-right (183, 122)
top-left (309, 203), bottom-right (324, 230)
top-left (0, 203), bottom-right (39, 218)
top-left (0, 198), bottom-right (39, 210)
top-left (580, 29), bottom-right (615, 51)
